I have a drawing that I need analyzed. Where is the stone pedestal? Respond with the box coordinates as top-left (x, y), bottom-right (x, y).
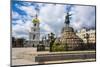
top-left (60, 26), bottom-right (84, 50)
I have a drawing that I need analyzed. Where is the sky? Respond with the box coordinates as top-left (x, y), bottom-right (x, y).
top-left (12, 1), bottom-right (96, 39)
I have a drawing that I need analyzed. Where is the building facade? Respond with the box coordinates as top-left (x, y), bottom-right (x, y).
top-left (76, 29), bottom-right (96, 44)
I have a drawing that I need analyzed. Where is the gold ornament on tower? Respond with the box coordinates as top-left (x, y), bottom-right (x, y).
top-left (32, 14), bottom-right (40, 23)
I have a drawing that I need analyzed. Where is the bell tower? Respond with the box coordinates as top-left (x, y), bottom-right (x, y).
top-left (29, 14), bottom-right (40, 47)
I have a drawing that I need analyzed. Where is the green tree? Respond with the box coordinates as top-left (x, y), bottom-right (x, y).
top-left (48, 32), bottom-right (55, 52)
top-left (52, 42), bottom-right (68, 52)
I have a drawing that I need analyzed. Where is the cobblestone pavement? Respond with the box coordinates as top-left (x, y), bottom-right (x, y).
top-left (12, 47), bottom-right (38, 66)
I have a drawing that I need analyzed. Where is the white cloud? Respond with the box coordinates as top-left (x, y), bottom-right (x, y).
top-left (12, 2), bottom-right (95, 39)
top-left (70, 5), bottom-right (95, 30)
top-left (12, 11), bottom-right (21, 19)
top-left (40, 23), bottom-right (52, 33)
top-left (18, 5), bottom-right (37, 17)
top-left (39, 4), bottom-right (66, 24)
top-left (39, 4), bottom-right (66, 36)
top-left (16, 3), bottom-right (66, 38)
top-left (12, 4), bottom-right (36, 39)
top-left (12, 18), bottom-right (32, 39)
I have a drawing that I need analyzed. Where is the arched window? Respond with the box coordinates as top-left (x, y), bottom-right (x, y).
top-left (34, 23), bottom-right (36, 26)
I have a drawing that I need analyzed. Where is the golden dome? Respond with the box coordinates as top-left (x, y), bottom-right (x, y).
top-left (32, 18), bottom-right (40, 23)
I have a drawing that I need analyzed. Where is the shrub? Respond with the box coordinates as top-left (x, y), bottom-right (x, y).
top-left (52, 42), bottom-right (67, 52)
